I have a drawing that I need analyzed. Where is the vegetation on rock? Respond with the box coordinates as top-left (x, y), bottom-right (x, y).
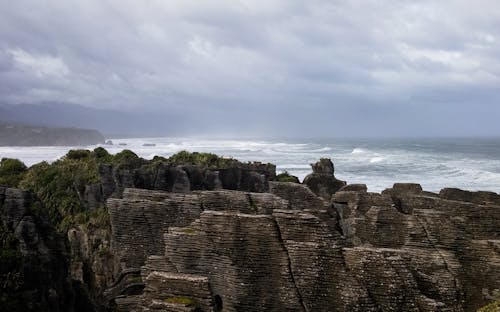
top-left (478, 300), bottom-right (500, 312)
top-left (19, 157), bottom-right (99, 231)
top-left (14, 148), bottom-right (148, 231)
top-left (0, 158), bottom-right (27, 187)
top-left (164, 296), bottom-right (199, 307)
top-left (167, 150), bottom-right (235, 167)
top-left (274, 171), bottom-right (300, 183)
top-left (1, 148), bottom-right (272, 233)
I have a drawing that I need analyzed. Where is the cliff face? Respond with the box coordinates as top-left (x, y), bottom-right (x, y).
top-left (1, 150), bottom-right (278, 311)
top-left (2, 156), bottom-right (500, 311)
top-left (98, 160), bottom-right (275, 201)
top-left (104, 175), bottom-right (500, 311)
top-left (0, 187), bottom-right (80, 311)
top-left (101, 182), bottom-right (500, 311)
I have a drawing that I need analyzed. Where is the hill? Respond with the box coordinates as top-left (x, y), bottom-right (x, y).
top-left (0, 122), bottom-right (105, 146)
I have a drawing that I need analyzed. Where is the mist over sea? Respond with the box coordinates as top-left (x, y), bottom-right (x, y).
top-left (1, 137), bottom-right (500, 193)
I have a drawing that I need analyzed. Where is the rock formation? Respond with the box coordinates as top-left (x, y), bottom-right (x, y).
top-left (0, 187), bottom-right (80, 311)
top-left (97, 159), bottom-right (275, 201)
top-left (2, 155), bottom-right (500, 311)
top-left (303, 158), bottom-right (346, 200)
top-left (103, 178), bottom-right (500, 311)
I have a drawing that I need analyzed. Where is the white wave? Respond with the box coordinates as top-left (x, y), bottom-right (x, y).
top-left (351, 147), bottom-right (368, 154)
top-left (309, 147), bottom-right (332, 152)
top-left (3, 137), bottom-right (500, 194)
top-left (369, 157), bottom-right (385, 163)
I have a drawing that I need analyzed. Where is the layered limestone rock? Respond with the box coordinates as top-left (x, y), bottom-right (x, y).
top-left (108, 188), bottom-right (290, 271)
top-left (105, 178), bottom-right (500, 312)
top-left (99, 161), bottom-right (276, 200)
top-left (6, 154), bottom-right (500, 311)
top-left (303, 158), bottom-right (346, 200)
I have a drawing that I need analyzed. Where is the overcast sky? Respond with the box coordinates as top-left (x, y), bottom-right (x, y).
top-left (1, 0), bottom-right (499, 137)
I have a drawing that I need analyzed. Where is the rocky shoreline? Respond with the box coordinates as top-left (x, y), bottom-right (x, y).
top-left (1, 150), bottom-right (499, 311)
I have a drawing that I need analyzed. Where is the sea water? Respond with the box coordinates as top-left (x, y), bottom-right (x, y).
top-left (1, 137), bottom-right (500, 193)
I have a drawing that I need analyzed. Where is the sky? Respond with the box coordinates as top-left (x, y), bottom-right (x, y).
top-left (1, 0), bottom-right (500, 137)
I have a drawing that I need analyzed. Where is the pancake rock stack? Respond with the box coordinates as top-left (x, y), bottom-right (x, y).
top-left (102, 159), bottom-right (500, 312)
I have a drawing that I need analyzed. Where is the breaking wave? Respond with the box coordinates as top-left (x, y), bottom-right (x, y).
top-left (2, 137), bottom-right (500, 193)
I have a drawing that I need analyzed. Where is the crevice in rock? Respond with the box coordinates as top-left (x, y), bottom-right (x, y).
top-left (272, 218), bottom-right (307, 312)
top-left (246, 193), bottom-right (257, 213)
top-left (415, 215), bottom-right (462, 302)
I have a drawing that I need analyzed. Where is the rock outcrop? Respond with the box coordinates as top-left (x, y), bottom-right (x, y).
top-left (0, 187), bottom-right (81, 311)
top-left (103, 176), bottom-right (500, 311)
top-left (303, 158), bottom-right (346, 200)
top-left (3, 156), bottom-right (500, 312)
top-left (97, 160), bottom-right (276, 202)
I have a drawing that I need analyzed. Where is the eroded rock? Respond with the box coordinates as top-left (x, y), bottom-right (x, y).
top-left (303, 158), bottom-right (346, 200)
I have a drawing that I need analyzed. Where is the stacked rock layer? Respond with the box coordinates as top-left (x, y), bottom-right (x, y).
top-left (106, 176), bottom-right (500, 311)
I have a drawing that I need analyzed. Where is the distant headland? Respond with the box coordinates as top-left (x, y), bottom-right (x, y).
top-left (0, 122), bottom-right (105, 146)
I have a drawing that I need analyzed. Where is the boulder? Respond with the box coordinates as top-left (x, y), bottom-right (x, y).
top-left (303, 158), bottom-right (346, 200)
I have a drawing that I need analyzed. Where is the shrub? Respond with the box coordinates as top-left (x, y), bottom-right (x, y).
top-left (19, 153), bottom-right (100, 231)
top-left (65, 149), bottom-right (92, 160)
top-left (93, 147), bottom-right (110, 159)
top-left (0, 158), bottom-right (27, 187)
top-left (275, 171), bottom-right (300, 183)
top-left (168, 150), bottom-right (234, 167)
top-left (113, 149), bottom-right (138, 162)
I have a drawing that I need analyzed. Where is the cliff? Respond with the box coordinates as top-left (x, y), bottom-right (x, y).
top-left (0, 122), bottom-right (105, 146)
top-left (0, 187), bottom-right (82, 311)
top-left (105, 183), bottom-right (500, 312)
top-left (1, 152), bottom-right (500, 311)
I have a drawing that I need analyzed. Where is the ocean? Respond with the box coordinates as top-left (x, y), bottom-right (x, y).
top-left (1, 137), bottom-right (500, 193)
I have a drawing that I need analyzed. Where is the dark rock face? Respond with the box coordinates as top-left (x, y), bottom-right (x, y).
top-left (105, 182), bottom-right (500, 312)
top-left (95, 161), bottom-right (275, 201)
top-left (303, 158), bottom-right (346, 200)
top-left (4, 157), bottom-right (500, 312)
top-left (0, 187), bottom-right (80, 312)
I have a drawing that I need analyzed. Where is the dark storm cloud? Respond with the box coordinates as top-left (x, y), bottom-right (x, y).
top-left (1, 0), bottom-right (499, 136)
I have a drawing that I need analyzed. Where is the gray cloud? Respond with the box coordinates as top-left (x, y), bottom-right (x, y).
top-left (1, 0), bottom-right (499, 137)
